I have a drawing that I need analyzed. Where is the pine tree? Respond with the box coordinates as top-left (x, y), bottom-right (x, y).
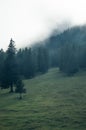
top-left (23, 48), bottom-right (35, 78)
top-left (0, 49), bottom-right (5, 86)
top-left (58, 43), bottom-right (78, 75)
top-left (15, 79), bottom-right (25, 99)
top-left (37, 46), bottom-right (49, 74)
top-left (1, 39), bottom-right (19, 92)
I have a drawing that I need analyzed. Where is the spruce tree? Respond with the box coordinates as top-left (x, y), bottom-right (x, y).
top-left (1, 39), bottom-right (19, 92)
top-left (23, 48), bottom-right (35, 78)
top-left (15, 79), bottom-right (25, 99)
top-left (37, 46), bottom-right (49, 74)
top-left (0, 49), bottom-right (5, 86)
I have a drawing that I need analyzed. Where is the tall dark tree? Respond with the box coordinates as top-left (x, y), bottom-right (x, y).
top-left (22, 48), bottom-right (35, 78)
top-left (78, 45), bottom-right (86, 69)
top-left (0, 49), bottom-right (5, 86)
top-left (58, 43), bottom-right (78, 75)
top-left (1, 39), bottom-right (19, 92)
top-left (37, 46), bottom-right (49, 74)
top-left (16, 48), bottom-right (24, 76)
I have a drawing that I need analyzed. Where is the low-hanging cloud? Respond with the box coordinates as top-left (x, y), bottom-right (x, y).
top-left (0, 0), bottom-right (86, 50)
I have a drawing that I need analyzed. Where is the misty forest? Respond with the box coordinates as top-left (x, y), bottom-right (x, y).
top-left (0, 25), bottom-right (86, 130)
top-left (1, 26), bottom-right (86, 90)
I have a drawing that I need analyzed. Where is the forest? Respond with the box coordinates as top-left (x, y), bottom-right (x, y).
top-left (0, 25), bottom-right (86, 96)
top-left (0, 25), bottom-right (86, 130)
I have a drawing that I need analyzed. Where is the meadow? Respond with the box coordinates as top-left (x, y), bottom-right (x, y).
top-left (0, 68), bottom-right (86, 130)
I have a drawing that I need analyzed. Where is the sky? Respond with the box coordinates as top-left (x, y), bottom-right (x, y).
top-left (0, 0), bottom-right (86, 50)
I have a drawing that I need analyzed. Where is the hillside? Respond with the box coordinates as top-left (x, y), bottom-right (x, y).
top-left (38, 25), bottom-right (86, 69)
top-left (0, 68), bottom-right (86, 130)
top-left (45, 25), bottom-right (86, 51)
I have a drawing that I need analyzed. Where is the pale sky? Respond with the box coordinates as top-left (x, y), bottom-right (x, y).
top-left (0, 0), bottom-right (86, 50)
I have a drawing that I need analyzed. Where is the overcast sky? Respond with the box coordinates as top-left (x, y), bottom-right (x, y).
top-left (0, 0), bottom-right (86, 50)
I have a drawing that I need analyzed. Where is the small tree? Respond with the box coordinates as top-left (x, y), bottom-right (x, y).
top-left (15, 79), bottom-right (26, 99)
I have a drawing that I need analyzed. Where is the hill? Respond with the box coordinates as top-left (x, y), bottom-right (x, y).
top-left (46, 25), bottom-right (86, 50)
top-left (0, 68), bottom-right (86, 130)
top-left (41, 25), bottom-right (86, 69)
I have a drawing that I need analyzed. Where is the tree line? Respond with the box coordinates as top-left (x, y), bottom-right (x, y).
top-left (45, 25), bottom-right (86, 75)
top-left (47, 41), bottom-right (86, 76)
top-left (0, 39), bottom-right (49, 98)
top-left (57, 43), bottom-right (86, 75)
top-left (1, 25), bottom-right (86, 98)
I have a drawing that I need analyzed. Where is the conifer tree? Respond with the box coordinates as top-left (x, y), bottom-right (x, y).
top-left (1, 39), bottom-right (19, 92)
top-left (15, 79), bottom-right (25, 99)
top-left (0, 49), bottom-right (5, 86)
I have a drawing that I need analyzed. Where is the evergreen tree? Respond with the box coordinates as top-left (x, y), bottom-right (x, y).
top-left (37, 46), bottom-right (49, 74)
top-left (15, 79), bottom-right (25, 99)
top-left (16, 48), bottom-right (24, 76)
top-left (58, 43), bottom-right (78, 75)
top-left (23, 48), bottom-right (35, 78)
top-left (0, 49), bottom-right (5, 86)
top-left (1, 39), bottom-right (19, 92)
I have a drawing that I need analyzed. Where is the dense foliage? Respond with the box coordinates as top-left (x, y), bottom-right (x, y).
top-left (0, 40), bottom-right (49, 92)
top-left (0, 39), bottom-right (19, 92)
top-left (45, 25), bottom-right (86, 75)
top-left (1, 25), bottom-right (86, 92)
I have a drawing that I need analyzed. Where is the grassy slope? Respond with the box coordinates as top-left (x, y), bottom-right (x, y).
top-left (0, 68), bottom-right (86, 130)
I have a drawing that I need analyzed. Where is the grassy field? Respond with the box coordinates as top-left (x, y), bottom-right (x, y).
top-left (0, 68), bottom-right (86, 130)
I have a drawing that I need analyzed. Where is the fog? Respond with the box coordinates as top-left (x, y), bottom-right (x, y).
top-left (0, 0), bottom-right (86, 50)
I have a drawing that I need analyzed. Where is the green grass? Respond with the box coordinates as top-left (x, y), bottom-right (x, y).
top-left (0, 68), bottom-right (86, 130)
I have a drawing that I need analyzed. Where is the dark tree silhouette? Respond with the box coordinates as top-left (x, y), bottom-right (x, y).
top-left (0, 49), bottom-right (5, 86)
top-left (1, 39), bottom-right (19, 92)
top-left (37, 46), bottom-right (49, 74)
top-left (15, 79), bottom-right (25, 99)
